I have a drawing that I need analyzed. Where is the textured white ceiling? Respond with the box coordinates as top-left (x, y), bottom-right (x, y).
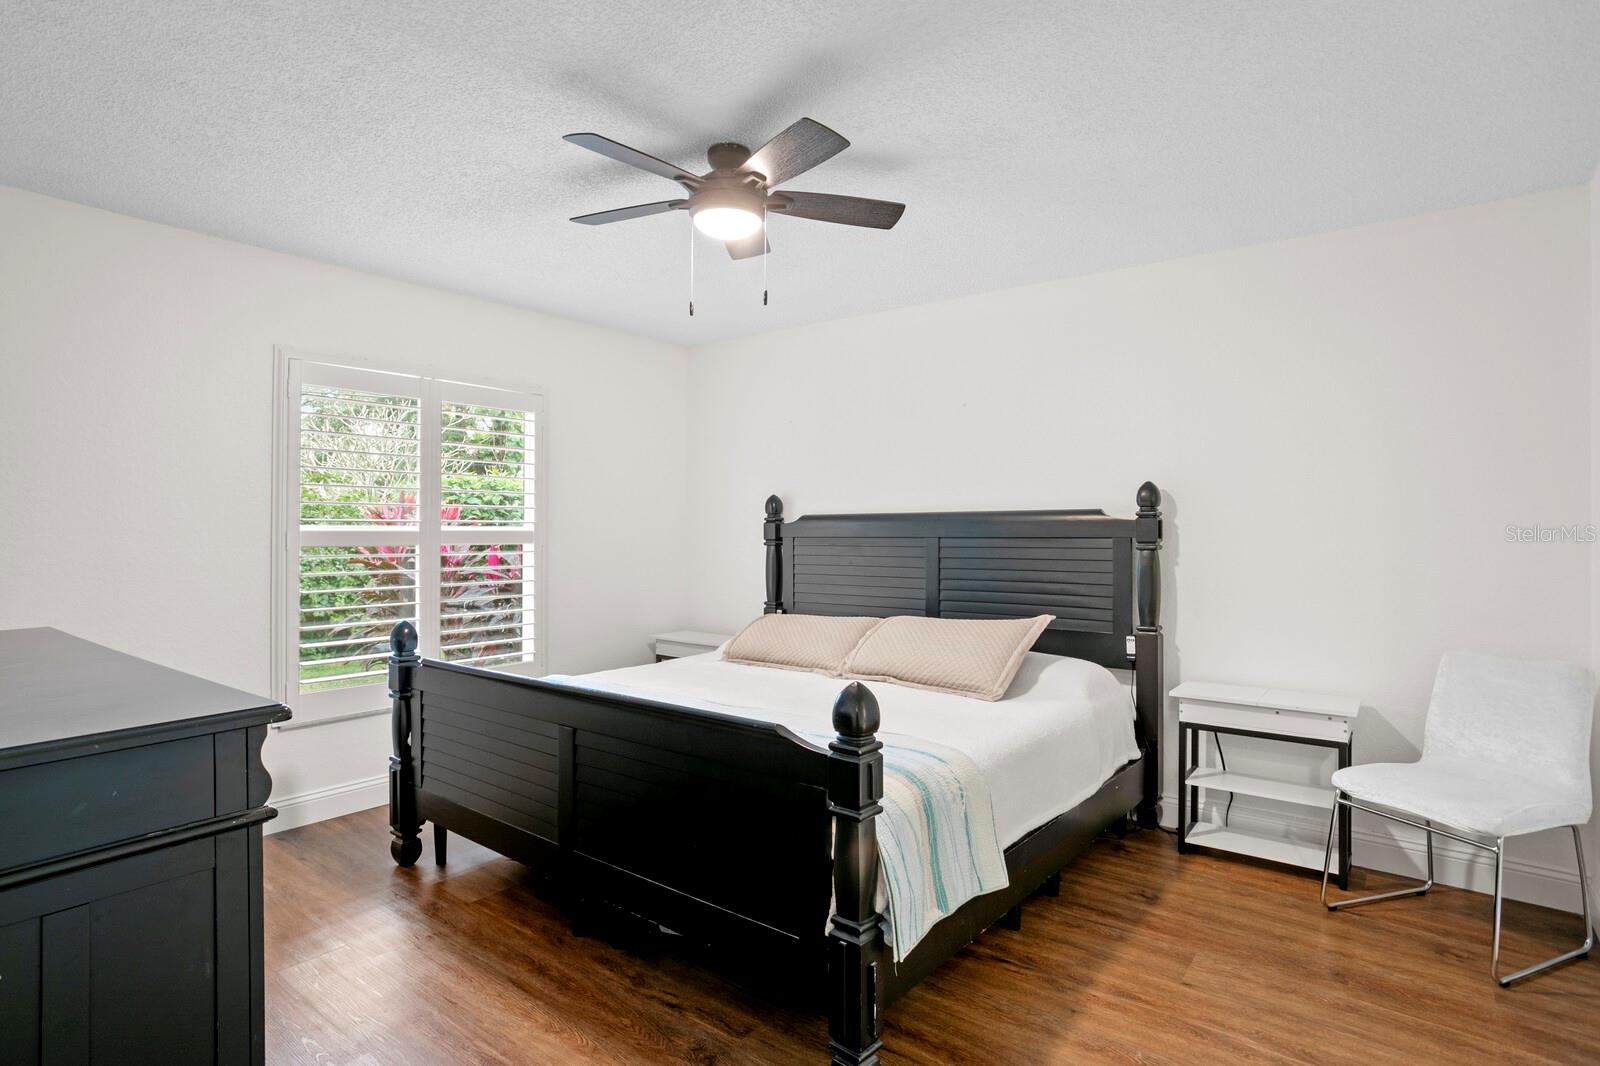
top-left (3, 1), bottom-right (1599, 345)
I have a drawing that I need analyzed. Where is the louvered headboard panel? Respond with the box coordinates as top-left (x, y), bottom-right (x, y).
top-left (938, 536), bottom-right (1128, 639)
top-left (789, 537), bottom-right (929, 618)
top-left (766, 487), bottom-right (1163, 672)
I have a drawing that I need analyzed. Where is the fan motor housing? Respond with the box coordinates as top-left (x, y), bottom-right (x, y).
top-left (688, 177), bottom-right (767, 220)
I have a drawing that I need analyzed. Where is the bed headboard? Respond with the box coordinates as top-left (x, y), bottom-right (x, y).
top-left (763, 483), bottom-right (1165, 825)
top-left (765, 483), bottom-right (1161, 669)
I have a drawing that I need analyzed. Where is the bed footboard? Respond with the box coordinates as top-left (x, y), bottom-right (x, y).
top-left (387, 623), bottom-right (892, 1064)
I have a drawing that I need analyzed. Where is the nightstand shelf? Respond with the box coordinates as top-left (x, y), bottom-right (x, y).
top-left (1183, 768), bottom-right (1335, 810)
top-left (1184, 824), bottom-right (1334, 871)
top-left (1170, 680), bottom-right (1360, 888)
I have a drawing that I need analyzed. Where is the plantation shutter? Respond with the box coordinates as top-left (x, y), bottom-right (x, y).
top-left (279, 355), bottom-right (545, 725)
top-left (435, 382), bottom-right (540, 671)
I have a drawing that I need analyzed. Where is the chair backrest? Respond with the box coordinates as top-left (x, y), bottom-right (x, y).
top-left (1422, 652), bottom-right (1594, 795)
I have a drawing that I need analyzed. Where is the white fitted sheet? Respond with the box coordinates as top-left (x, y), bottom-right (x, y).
top-left (560, 650), bottom-right (1140, 847)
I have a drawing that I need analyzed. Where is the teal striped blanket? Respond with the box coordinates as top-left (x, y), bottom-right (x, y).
top-left (810, 730), bottom-right (1009, 962)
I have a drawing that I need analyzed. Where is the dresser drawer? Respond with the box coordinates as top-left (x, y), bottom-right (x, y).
top-left (0, 736), bottom-right (216, 870)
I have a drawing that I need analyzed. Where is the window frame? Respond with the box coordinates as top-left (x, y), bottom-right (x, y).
top-left (271, 346), bottom-right (548, 728)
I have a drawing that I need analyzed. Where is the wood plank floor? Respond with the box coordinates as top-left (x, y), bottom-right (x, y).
top-left (264, 808), bottom-right (1599, 1064)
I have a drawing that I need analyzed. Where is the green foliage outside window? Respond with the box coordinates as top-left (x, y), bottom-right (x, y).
top-left (297, 391), bottom-right (534, 689)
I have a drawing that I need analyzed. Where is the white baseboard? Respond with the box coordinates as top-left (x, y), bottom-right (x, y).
top-left (266, 774), bottom-right (387, 835)
top-left (1159, 792), bottom-right (1590, 915)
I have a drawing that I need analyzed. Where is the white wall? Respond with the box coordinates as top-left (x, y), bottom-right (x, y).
top-left (0, 185), bottom-right (690, 829)
top-left (1588, 163), bottom-right (1600, 921)
top-left (685, 188), bottom-right (1593, 907)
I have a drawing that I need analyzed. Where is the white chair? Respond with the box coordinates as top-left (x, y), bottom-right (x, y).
top-left (1320, 652), bottom-right (1595, 986)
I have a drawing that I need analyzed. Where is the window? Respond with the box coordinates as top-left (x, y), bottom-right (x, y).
top-left (273, 350), bottom-right (545, 725)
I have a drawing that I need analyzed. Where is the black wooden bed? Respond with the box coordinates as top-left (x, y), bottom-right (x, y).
top-left (385, 483), bottom-right (1164, 1065)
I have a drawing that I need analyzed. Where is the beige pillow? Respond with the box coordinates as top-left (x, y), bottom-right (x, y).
top-left (721, 614), bottom-right (885, 676)
top-left (841, 615), bottom-right (1053, 701)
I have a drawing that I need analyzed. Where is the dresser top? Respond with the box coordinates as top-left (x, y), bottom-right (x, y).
top-left (1169, 679), bottom-right (1361, 718)
top-left (0, 627), bottom-right (289, 764)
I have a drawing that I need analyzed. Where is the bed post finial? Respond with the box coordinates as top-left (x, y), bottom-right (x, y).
top-left (828, 682), bottom-right (885, 1066)
top-left (1137, 480), bottom-right (1161, 515)
top-left (1132, 482), bottom-right (1163, 829)
top-left (388, 620), bottom-right (423, 867)
top-left (832, 681), bottom-right (880, 738)
top-left (390, 618), bottom-right (418, 657)
top-left (764, 495), bottom-right (784, 614)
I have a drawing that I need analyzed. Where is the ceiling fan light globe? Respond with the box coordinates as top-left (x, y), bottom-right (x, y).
top-left (692, 206), bottom-right (762, 241)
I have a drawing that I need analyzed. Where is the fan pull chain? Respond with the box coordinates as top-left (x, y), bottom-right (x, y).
top-left (687, 216), bottom-right (695, 317)
top-left (762, 202), bottom-right (769, 307)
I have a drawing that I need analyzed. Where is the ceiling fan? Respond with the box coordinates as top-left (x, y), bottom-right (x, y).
top-left (562, 117), bottom-right (905, 261)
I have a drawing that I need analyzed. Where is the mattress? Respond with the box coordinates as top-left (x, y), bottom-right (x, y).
top-left (560, 649), bottom-right (1141, 848)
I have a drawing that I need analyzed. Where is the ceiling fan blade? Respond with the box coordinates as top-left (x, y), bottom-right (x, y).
top-left (570, 199), bottom-right (687, 225)
top-left (741, 118), bottom-right (849, 187)
top-left (563, 133), bottom-right (701, 187)
top-left (768, 191), bottom-right (905, 229)
top-left (726, 232), bottom-right (771, 259)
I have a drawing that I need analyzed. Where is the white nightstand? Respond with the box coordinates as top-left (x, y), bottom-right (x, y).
top-left (651, 630), bottom-right (732, 661)
top-left (1169, 680), bottom-right (1360, 888)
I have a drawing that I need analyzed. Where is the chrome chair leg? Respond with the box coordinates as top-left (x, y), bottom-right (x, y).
top-left (1492, 837), bottom-right (1505, 980)
top-left (1492, 826), bottom-right (1596, 987)
top-left (1319, 797), bottom-right (1339, 906)
top-left (1322, 794), bottom-right (1434, 910)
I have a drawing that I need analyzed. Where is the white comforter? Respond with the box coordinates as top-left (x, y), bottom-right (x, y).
top-left (559, 650), bottom-right (1140, 848)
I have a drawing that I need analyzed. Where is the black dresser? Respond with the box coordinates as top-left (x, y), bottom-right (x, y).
top-left (0, 628), bottom-right (289, 1065)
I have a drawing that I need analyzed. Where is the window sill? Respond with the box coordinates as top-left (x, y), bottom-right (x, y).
top-left (273, 705), bottom-right (389, 732)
